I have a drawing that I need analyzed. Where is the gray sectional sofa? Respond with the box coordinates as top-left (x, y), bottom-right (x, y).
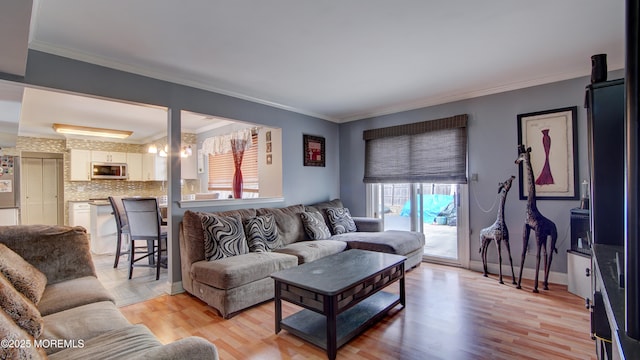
top-left (0, 225), bottom-right (219, 360)
top-left (179, 199), bottom-right (425, 318)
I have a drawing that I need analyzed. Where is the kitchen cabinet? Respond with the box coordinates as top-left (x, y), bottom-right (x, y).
top-left (68, 201), bottom-right (91, 233)
top-left (181, 146), bottom-right (197, 179)
top-left (142, 153), bottom-right (167, 181)
top-left (127, 153), bottom-right (143, 181)
top-left (91, 151), bottom-right (126, 163)
top-left (0, 208), bottom-right (19, 225)
top-left (70, 149), bottom-right (91, 181)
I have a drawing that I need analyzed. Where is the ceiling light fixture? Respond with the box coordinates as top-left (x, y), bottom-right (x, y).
top-left (52, 123), bottom-right (133, 139)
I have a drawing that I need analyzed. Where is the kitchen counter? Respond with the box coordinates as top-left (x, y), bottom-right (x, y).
top-left (90, 201), bottom-right (117, 255)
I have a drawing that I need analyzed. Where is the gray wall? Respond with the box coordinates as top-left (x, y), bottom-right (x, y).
top-left (18, 50), bottom-right (340, 285)
top-left (22, 50), bottom-right (341, 206)
top-left (339, 69), bottom-right (624, 274)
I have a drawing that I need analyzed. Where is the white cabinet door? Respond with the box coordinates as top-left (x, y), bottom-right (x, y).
top-left (567, 252), bottom-right (591, 299)
top-left (92, 151), bottom-right (127, 163)
top-left (181, 146), bottom-right (198, 179)
top-left (142, 153), bottom-right (167, 181)
top-left (127, 153), bottom-right (143, 181)
top-left (70, 149), bottom-right (91, 181)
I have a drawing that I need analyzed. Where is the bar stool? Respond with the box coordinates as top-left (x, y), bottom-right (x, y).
top-left (122, 197), bottom-right (167, 280)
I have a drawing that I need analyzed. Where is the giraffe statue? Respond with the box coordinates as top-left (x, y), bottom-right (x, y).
top-left (515, 145), bottom-right (558, 292)
top-left (479, 175), bottom-right (517, 285)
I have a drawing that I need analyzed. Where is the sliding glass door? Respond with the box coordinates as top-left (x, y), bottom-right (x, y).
top-left (368, 183), bottom-right (468, 266)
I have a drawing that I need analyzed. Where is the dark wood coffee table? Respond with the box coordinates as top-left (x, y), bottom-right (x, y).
top-left (271, 249), bottom-right (406, 360)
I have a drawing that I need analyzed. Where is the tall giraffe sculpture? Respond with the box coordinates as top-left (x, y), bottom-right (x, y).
top-left (515, 145), bottom-right (558, 292)
top-left (480, 175), bottom-right (517, 285)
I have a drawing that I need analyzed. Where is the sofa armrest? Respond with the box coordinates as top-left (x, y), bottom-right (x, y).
top-left (353, 217), bottom-right (383, 232)
top-left (0, 225), bottom-right (96, 284)
top-left (131, 337), bottom-right (219, 360)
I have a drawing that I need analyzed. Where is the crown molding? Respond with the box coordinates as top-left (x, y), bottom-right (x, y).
top-left (337, 69), bottom-right (605, 123)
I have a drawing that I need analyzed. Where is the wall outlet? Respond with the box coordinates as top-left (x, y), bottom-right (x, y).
top-left (471, 173), bottom-right (478, 181)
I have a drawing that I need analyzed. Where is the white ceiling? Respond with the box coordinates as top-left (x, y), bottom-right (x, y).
top-left (0, 1), bottom-right (628, 145)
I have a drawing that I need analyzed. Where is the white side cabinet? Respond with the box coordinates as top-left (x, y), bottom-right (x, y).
top-left (567, 251), bottom-right (591, 299)
top-left (69, 149), bottom-right (91, 181)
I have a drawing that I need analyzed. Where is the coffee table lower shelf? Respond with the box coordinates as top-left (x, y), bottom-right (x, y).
top-left (280, 291), bottom-right (400, 351)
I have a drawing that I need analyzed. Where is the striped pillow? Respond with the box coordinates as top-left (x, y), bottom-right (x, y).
top-left (300, 212), bottom-right (332, 240)
top-left (244, 214), bottom-right (281, 252)
top-left (200, 214), bottom-right (249, 261)
top-left (325, 207), bottom-right (357, 235)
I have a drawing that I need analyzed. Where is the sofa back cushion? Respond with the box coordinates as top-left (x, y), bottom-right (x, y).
top-left (257, 205), bottom-right (306, 245)
top-left (0, 225), bottom-right (95, 285)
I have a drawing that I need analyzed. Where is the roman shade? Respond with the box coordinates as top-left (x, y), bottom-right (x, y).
top-left (363, 114), bottom-right (468, 183)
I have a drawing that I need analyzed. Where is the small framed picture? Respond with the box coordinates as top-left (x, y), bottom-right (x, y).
top-left (266, 131), bottom-right (272, 142)
top-left (266, 154), bottom-right (272, 165)
top-left (303, 134), bottom-right (325, 167)
top-left (266, 142), bottom-right (272, 153)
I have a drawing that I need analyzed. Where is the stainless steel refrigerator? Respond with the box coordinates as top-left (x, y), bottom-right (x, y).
top-left (0, 155), bottom-right (20, 225)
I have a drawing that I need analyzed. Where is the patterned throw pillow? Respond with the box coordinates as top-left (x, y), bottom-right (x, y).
top-left (0, 273), bottom-right (43, 338)
top-left (300, 212), bottom-right (332, 240)
top-left (200, 214), bottom-right (249, 261)
top-left (325, 207), bottom-right (358, 235)
top-left (0, 310), bottom-right (47, 360)
top-left (0, 244), bottom-right (47, 305)
top-left (244, 214), bottom-right (281, 252)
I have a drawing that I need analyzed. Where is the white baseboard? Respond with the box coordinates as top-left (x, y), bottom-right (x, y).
top-left (163, 281), bottom-right (185, 295)
top-left (469, 260), bottom-right (567, 286)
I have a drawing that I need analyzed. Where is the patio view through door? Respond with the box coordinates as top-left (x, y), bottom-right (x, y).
top-left (368, 183), bottom-right (467, 265)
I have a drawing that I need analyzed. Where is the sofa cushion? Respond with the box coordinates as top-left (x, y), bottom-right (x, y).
top-left (48, 325), bottom-right (162, 360)
top-left (0, 243), bottom-right (48, 304)
top-left (200, 214), bottom-right (249, 261)
top-left (0, 310), bottom-right (47, 360)
top-left (41, 301), bottom-right (132, 355)
top-left (257, 205), bottom-right (306, 245)
top-left (274, 240), bottom-right (347, 264)
top-left (0, 273), bottom-right (43, 338)
top-left (333, 230), bottom-right (426, 256)
top-left (300, 212), bottom-right (331, 240)
top-left (325, 207), bottom-right (357, 235)
top-left (191, 252), bottom-right (298, 289)
top-left (244, 214), bottom-right (281, 252)
top-left (37, 276), bottom-right (115, 316)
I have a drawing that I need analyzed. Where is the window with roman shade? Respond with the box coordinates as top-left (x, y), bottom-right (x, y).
top-left (363, 114), bottom-right (468, 184)
top-left (207, 132), bottom-right (258, 192)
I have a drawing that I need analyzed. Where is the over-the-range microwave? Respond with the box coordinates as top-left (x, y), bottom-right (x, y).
top-left (91, 162), bottom-right (128, 180)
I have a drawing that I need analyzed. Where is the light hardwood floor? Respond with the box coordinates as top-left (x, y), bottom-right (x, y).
top-left (120, 263), bottom-right (596, 360)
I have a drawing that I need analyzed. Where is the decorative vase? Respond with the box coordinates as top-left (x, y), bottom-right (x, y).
top-left (233, 169), bottom-right (243, 199)
top-left (591, 54), bottom-right (607, 83)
